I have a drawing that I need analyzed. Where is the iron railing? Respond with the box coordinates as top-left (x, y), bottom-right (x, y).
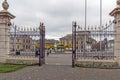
top-left (8, 22), bottom-right (45, 65)
top-left (72, 21), bottom-right (115, 62)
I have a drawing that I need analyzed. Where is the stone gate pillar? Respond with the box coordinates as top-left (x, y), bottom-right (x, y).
top-left (0, 0), bottom-right (15, 63)
top-left (110, 0), bottom-right (120, 66)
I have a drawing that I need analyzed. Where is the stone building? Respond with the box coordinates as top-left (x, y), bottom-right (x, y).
top-left (34, 39), bottom-right (58, 49)
top-left (108, 39), bottom-right (114, 51)
top-left (9, 25), bottom-right (40, 52)
top-left (45, 39), bottom-right (59, 49)
top-left (60, 31), bottom-right (97, 52)
top-left (10, 35), bottom-right (35, 51)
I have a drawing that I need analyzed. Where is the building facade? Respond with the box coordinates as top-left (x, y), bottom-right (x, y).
top-left (60, 31), bottom-right (97, 52)
top-left (10, 35), bottom-right (35, 51)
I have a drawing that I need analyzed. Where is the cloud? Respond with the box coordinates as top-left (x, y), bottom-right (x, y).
top-left (0, 0), bottom-right (116, 39)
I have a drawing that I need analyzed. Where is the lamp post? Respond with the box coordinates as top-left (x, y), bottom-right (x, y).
top-left (84, 0), bottom-right (87, 57)
top-left (100, 0), bottom-right (102, 51)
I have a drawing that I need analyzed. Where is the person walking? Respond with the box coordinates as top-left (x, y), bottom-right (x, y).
top-left (35, 49), bottom-right (39, 57)
top-left (47, 49), bottom-right (50, 56)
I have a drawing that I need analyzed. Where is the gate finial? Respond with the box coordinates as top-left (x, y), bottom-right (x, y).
top-left (2, 0), bottom-right (9, 10)
top-left (117, 0), bottom-right (120, 7)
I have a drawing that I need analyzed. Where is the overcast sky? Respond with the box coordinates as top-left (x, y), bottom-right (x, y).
top-left (0, 0), bottom-right (116, 40)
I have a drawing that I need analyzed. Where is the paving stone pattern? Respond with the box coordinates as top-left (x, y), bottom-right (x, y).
top-left (0, 54), bottom-right (120, 80)
top-left (1, 65), bottom-right (120, 80)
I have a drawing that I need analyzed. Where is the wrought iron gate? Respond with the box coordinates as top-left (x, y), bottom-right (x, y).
top-left (72, 21), bottom-right (115, 67)
top-left (8, 22), bottom-right (45, 65)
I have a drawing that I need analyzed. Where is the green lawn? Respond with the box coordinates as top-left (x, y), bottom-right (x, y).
top-left (0, 64), bottom-right (26, 73)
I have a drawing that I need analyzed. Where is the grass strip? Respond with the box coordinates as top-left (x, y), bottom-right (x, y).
top-left (0, 64), bottom-right (26, 73)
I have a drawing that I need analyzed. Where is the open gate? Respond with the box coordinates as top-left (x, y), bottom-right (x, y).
top-left (72, 21), bottom-right (115, 67)
top-left (8, 22), bottom-right (45, 66)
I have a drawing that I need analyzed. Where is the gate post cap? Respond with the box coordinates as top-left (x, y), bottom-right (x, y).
top-left (2, 0), bottom-right (9, 11)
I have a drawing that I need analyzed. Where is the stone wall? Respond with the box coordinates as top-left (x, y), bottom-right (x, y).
top-left (76, 59), bottom-right (119, 68)
top-left (6, 57), bottom-right (39, 65)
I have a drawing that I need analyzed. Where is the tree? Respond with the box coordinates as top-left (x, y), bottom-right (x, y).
top-left (46, 44), bottom-right (54, 49)
top-left (35, 43), bottom-right (40, 49)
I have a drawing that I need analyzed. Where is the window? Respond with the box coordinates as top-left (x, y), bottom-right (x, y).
top-left (28, 46), bottom-right (30, 49)
top-left (17, 45), bottom-right (19, 49)
top-left (17, 39), bottom-right (19, 42)
top-left (29, 40), bottom-right (30, 43)
top-left (26, 45), bottom-right (28, 49)
top-left (23, 39), bottom-right (25, 43)
top-left (23, 45), bottom-right (25, 49)
top-left (26, 40), bottom-right (28, 43)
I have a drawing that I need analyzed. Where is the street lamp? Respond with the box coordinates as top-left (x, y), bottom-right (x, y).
top-left (100, 0), bottom-right (102, 51)
top-left (84, 0), bottom-right (87, 57)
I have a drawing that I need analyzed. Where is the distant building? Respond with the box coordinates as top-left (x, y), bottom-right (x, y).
top-left (10, 35), bottom-right (35, 51)
top-left (60, 31), bottom-right (97, 52)
top-left (108, 39), bottom-right (114, 51)
top-left (45, 39), bottom-right (59, 49)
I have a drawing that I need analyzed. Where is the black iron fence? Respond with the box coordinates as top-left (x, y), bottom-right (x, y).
top-left (9, 51), bottom-right (38, 58)
top-left (72, 21), bottom-right (115, 66)
top-left (8, 22), bottom-right (45, 65)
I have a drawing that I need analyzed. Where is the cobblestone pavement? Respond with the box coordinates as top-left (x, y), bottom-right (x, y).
top-left (1, 65), bottom-right (120, 80)
top-left (45, 53), bottom-right (72, 65)
top-left (0, 53), bottom-right (120, 80)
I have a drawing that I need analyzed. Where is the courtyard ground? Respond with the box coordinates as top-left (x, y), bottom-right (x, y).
top-left (0, 53), bottom-right (120, 80)
top-left (0, 65), bottom-right (120, 80)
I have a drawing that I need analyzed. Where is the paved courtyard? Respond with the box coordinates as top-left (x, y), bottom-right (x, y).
top-left (0, 53), bottom-right (120, 80)
top-left (1, 65), bottom-right (120, 80)
top-left (45, 53), bottom-right (72, 65)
